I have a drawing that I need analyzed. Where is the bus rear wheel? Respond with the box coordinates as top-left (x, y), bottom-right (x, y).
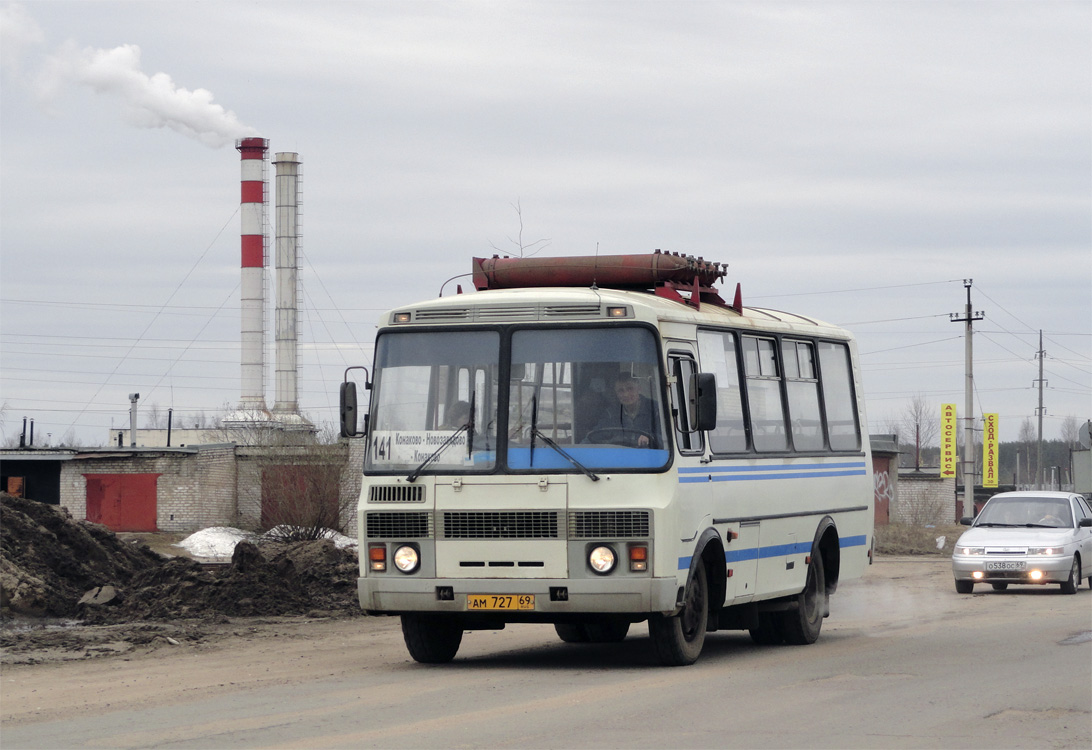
top-left (649, 562), bottom-right (708, 666)
top-left (401, 614), bottom-right (463, 663)
top-left (780, 553), bottom-right (826, 645)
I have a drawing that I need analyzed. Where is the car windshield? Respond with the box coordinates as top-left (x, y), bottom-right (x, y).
top-left (976, 496), bottom-right (1073, 528)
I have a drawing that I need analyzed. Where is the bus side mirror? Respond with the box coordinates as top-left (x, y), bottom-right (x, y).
top-left (690, 372), bottom-right (718, 432)
top-left (340, 382), bottom-right (358, 438)
top-left (340, 366), bottom-right (370, 438)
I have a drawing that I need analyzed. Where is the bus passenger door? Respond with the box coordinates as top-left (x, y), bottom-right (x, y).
top-left (725, 520), bottom-right (760, 602)
top-left (669, 348), bottom-right (710, 542)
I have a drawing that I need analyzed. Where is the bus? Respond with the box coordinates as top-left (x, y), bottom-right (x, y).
top-left (340, 252), bottom-right (873, 666)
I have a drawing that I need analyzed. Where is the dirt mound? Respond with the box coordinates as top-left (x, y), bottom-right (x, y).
top-left (1, 494), bottom-right (361, 624)
top-left (1, 494), bottom-right (163, 618)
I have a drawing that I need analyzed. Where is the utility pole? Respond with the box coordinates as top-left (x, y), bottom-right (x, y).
top-left (1034, 330), bottom-right (1046, 489)
top-left (950, 280), bottom-right (984, 518)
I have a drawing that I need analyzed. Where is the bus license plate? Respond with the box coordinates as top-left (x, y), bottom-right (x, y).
top-left (986, 561), bottom-right (1025, 571)
top-left (467, 594), bottom-right (535, 611)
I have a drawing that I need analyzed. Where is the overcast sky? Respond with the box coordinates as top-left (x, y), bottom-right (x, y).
top-left (1, 0), bottom-right (1089, 449)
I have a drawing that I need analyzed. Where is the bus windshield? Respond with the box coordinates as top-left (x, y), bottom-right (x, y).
top-left (365, 326), bottom-right (669, 474)
top-left (366, 330), bottom-right (500, 473)
top-left (507, 327), bottom-right (669, 471)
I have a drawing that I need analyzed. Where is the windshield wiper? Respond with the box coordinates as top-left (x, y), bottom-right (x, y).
top-left (406, 424), bottom-right (468, 483)
top-left (465, 391), bottom-right (477, 460)
top-left (526, 394), bottom-right (598, 481)
top-left (531, 428), bottom-right (600, 482)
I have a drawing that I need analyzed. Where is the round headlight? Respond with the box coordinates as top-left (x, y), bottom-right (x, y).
top-left (589, 545), bottom-right (616, 574)
top-left (393, 545), bottom-right (419, 573)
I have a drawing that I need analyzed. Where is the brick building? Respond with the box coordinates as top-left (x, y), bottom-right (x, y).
top-left (1, 441), bottom-right (365, 535)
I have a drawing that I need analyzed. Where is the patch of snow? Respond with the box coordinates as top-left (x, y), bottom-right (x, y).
top-left (175, 527), bottom-right (255, 559)
top-left (260, 526), bottom-right (358, 549)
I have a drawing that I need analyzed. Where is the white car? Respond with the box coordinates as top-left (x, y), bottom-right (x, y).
top-left (951, 491), bottom-right (1092, 594)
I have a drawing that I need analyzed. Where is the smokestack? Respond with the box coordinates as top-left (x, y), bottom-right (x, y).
top-left (236, 137), bottom-right (270, 416)
top-left (272, 152), bottom-right (301, 419)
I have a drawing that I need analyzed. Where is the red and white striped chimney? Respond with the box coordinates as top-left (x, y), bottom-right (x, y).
top-left (236, 137), bottom-right (269, 416)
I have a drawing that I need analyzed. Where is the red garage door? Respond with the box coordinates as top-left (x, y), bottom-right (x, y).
top-left (84, 473), bottom-right (160, 532)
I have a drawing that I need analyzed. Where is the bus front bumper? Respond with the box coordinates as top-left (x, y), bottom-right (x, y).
top-left (358, 576), bottom-right (680, 616)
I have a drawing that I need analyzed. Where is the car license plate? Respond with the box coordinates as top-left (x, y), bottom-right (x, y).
top-left (466, 594), bottom-right (535, 611)
top-left (985, 561), bottom-right (1025, 571)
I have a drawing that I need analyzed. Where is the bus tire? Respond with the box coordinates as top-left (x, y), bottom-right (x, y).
top-left (401, 614), bottom-right (463, 663)
top-left (554, 623), bottom-right (589, 643)
top-left (649, 562), bottom-right (708, 666)
top-left (748, 612), bottom-right (785, 645)
top-left (780, 553), bottom-right (826, 645)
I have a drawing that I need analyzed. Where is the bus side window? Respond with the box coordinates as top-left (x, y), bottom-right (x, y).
top-left (817, 341), bottom-right (861, 451)
top-left (783, 340), bottom-right (824, 451)
top-left (743, 336), bottom-right (788, 452)
top-left (696, 330), bottom-right (747, 453)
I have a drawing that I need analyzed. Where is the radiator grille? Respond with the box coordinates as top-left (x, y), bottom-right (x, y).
top-left (569, 510), bottom-right (651, 539)
top-left (442, 511), bottom-right (560, 539)
top-left (365, 512), bottom-right (433, 539)
top-left (368, 485), bottom-right (425, 503)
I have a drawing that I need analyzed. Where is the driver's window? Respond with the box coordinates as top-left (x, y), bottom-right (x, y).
top-left (670, 354), bottom-right (702, 454)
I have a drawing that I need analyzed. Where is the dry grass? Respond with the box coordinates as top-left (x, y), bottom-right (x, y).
top-left (874, 522), bottom-right (967, 556)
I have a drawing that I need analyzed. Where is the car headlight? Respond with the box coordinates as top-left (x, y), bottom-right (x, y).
top-left (956, 546), bottom-right (985, 555)
top-left (1027, 546), bottom-right (1065, 555)
top-left (393, 544), bottom-right (420, 573)
top-left (588, 545), bottom-right (616, 574)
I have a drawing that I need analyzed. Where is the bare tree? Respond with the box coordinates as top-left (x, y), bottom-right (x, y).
top-left (256, 443), bottom-right (355, 540)
top-left (888, 394), bottom-right (940, 468)
top-left (143, 402), bottom-right (166, 429)
top-left (489, 199), bottom-right (551, 258)
top-left (1059, 415), bottom-right (1081, 446)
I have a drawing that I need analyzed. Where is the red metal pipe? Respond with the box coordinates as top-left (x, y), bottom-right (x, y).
top-left (472, 251), bottom-right (726, 291)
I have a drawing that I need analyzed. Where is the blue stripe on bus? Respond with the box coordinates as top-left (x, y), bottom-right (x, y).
top-left (678, 461), bottom-right (867, 484)
top-left (677, 534), bottom-right (869, 570)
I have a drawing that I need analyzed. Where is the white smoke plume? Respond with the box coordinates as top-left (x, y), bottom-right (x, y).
top-left (1, 3), bottom-right (256, 148)
top-left (38, 41), bottom-right (257, 148)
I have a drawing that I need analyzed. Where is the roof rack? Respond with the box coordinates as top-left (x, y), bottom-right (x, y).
top-left (471, 250), bottom-right (739, 312)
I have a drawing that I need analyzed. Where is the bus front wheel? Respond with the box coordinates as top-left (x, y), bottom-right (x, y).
top-left (401, 614), bottom-right (463, 663)
top-left (649, 562), bottom-right (708, 666)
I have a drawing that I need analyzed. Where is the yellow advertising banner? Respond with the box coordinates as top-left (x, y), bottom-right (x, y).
top-left (982, 413), bottom-right (999, 488)
top-left (941, 404), bottom-right (957, 478)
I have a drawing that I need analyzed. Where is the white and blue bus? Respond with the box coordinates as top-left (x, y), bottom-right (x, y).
top-left (341, 252), bottom-right (873, 665)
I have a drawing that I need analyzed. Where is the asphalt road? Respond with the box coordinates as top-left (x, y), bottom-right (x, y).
top-left (3, 557), bottom-right (1090, 749)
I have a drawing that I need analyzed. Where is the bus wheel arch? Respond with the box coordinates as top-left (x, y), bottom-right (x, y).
top-left (813, 516), bottom-right (841, 599)
top-left (648, 529), bottom-right (722, 666)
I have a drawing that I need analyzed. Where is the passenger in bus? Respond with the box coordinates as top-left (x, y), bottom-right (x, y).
top-left (590, 373), bottom-right (662, 448)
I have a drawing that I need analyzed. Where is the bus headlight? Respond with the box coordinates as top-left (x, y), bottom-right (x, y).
top-left (393, 545), bottom-right (420, 573)
top-left (589, 546), bottom-right (616, 574)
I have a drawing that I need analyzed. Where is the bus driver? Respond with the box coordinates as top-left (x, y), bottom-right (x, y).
top-left (593, 373), bottom-right (662, 448)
